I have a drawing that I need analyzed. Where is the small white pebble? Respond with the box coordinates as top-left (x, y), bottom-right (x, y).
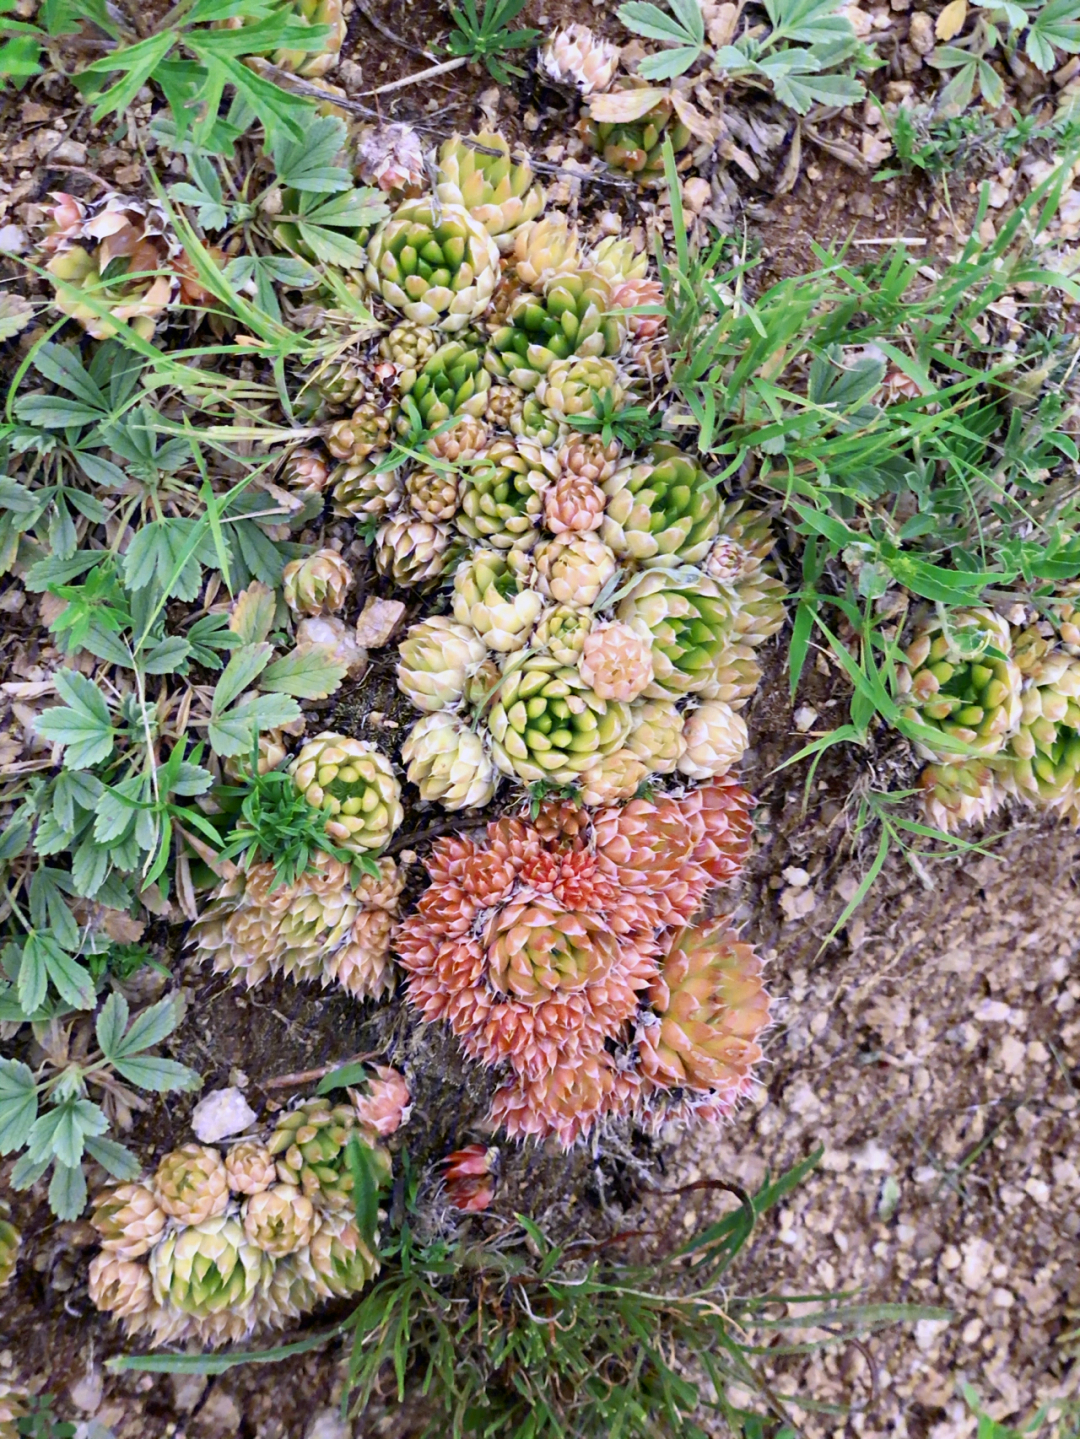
top-left (191, 1087), bottom-right (257, 1144)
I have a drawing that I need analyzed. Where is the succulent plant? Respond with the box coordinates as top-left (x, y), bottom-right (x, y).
top-left (290, 732), bottom-right (403, 853)
top-left (510, 394), bottom-right (569, 448)
top-left (486, 652), bottom-right (632, 784)
top-left (601, 443), bottom-right (720, 564)
top-left (375, 514), bottom-right (462, 588)
top-left (365, 198), bottom-right (500, 332)
top-left (533, 602), bottom-right (594, 665)
top-left (539, 23), bottom-right (621, 95)
top-left (357, 121), bottom-right (426, 194)
top-left (441, 1144), bottom-right (498, 1212)
top-left (625, 698), bottom-right (686, 774)
top-left (582, 81), bottom-right (692, 180)
top-left (486, 272), bottom-right (622, 391)
top-left (0, 1217), bottom-right (20, 1288)
top-left (489, 1052), bottom-right (630, 1147)
top-left (484, 382), bottom-right (525, 432)
top-left (225, 1143), bottom-right (278, 1196)
top-left (279, 446), bottom-right (331, 493)
top-left (681, 776), bottom-right (755, 885)
top-left (404, 464), bottom-right (460, 522)
top-left (269, 1099), bottom-right (391, 1209)
top-left (577, 746), bottom-right (650, 806)
top-left (543, 471), bottom-right (607, 535)
top-left (703, 499), bottom-right (778, 582)
top-left (379, 318), bottom-right (439, 384)
top-left (590, 236), bottom-right (649, 287)
top-left (456, 438), bottom-right (558, 551)
top-left (150, 1212), bottom-right (269, 1319)
top-left (242, 1184), bottom-right (318, 1257)
top-left (402, 712), bottom-right (499, 810)
top-left (918, 758), bottom-right (1002, 832)
top-left (451, 547), bottom-right (545, 653)
top-left (327, 402), bottom-right (398, 460)
top-left (677, 700), bottom-right (749, 779)
top-left (615, 564), bottom-right (739, 699)
top-left (282, 548), bottom-right (353, 616)
top-left (537, 355), bottom-right (627, 425)
top-left (510, 215), bottom-right (581, 290)
top-left (558, 433), bottom-right (622, 484)
top-left (578, 621), bottom-right (655, 702)
top-left (190, 851), bottom-right (401, 999)
top-left (895, 608), bottom-right (1022, 761)
top-left (154, 1145), bottom-right (230, 1227)
top-left (533, 533), bottom-right (618, 608)
top-left (42, 192), bottom-right (177, 340)
top-left (401, 336), bottom-right (492, 426)
top-left (424, 414), bottom-right (490, 465)
top-left (397, 615), bottom-right (491, 710)
top-left (637, 920), bottom-right (770, 1098)
top-left (90, 1183), bottom-right (167, 1261)
top-left (436, 131), bottom-right (544, 251)
top-left (350, 1064), bottom-right (411, 1138)
top-left (331, 457), bottom-right (403, 519)
top-left (88, 1251), bottom-right (154, 1320)
top-left (314, 357), bottom-right (368, 410)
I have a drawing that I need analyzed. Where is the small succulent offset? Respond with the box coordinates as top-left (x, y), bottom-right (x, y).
top-left (444, 0), bottom-right (540, 83)
top-left (0, 993), bottom-right (200, 1219)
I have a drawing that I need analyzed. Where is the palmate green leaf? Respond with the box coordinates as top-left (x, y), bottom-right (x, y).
top-left (26, 1096), bottom-right (108, 1169)
top-left (81, 28), bottom-right (177, 122)
top-left (31, 340), bottom-right (107, 407)
top-left (122, 518), bottom-right (222, 600)
top-left (764, 0), bottom-right (854, 41)
top-left (772, 68), bottom-right (864, 109)
top-left (36, 671), bottom-right (115, 769)
top-left (618, 0), bottom-right (702, 43)
top-left (286, 189), bottom-right (390, 269)
top-left (1026, 0), bottom-right (1080, 69)
top-left (0, 1058), bottom-right (38, 1154)
top-left (272, 115), bottom-right (353, 193)
top-left (213, 642), bottom-right (275, 714)
top-left (0, 34), bottom-right (43, 78)
top-left (15, 394), bottom-right (106, 429)
top-left (95, 989), bottom-right (130, 1058)
top-left (106, 992), bottom-right (184, 1059)
top-left (26, 932), bottom-right (95, 1010)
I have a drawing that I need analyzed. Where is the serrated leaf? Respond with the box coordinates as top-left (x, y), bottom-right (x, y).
top-left (95, 990), bottom-right (130, 1058)
top-left (618, 0), bottom-right (700, 42)
top-left (637, 44), bottom-right (702, 77)
top-left (110, 993), bottom-right (182, 1058)
top-left (113, 1054), bottom-right (201, 1092)
top-left (228, 580), bottom-right (277, 644)
top-left (122, 518), bottom-right (219, 601)
top-left (34, 932), bottom-right (95, 1009)
top-left (0, 1059), bottom-right (38, 1154)
top-left (141, 634), bottom-right (192, 674)
top-left (208, 693), bottom-right (302, 756)
top-left (212, 642), bottom-right (275, 714)
top-left (83, 1134), bottom-right (141, 1180)
top-left (49, 1160), bottom-right (88, 1219)
top-left (71, 834), bottom-right (112, 898)
top-left (272, 114), bottom-right (351, 191)
top-left (15, 395), bottom-right (105, 428)
top-left (259, 644), bottom-right (347, 699)
top-left (31, 340), bottom-right (107, 406)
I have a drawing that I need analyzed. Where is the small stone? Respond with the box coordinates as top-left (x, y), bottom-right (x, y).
top-left (682, 177), bottom-right (711, 212)
top-left (852, 1141), bottom-right (893, 1172)
top-left (354, 596), bottom-right (406, 648)
top-left (197, 1391), bottom-right (241, 1431)
top-left (975, 999), bottom-right (1011, 1022)
top-left (305, 1411), bottom-right (352, 1439)
top-left (997, 1035), bottom-right (1026, 1075)
top-left (170, 1374), bottom-right (209, 1413)
top-left (69, 1367), bottom-right (103, 1413)
top-left (1024, 1177), bottom-right (1050, 1204)
top-left (190, 1087), bottom-right (257, 1144)
top-left (50, 138), bottom-right (87, 164)
top-left (0, 225), bottom-right (27, 253)
top-left (907, 11), bottom-right (934, 52)
top-left (915, 1317), bottom-right (949, 1353)
top-left (793, 705), bottom-right (818, 731)
top-left (960, 1237), bottom-right (994, 1291)
top-left (782, 866), bottom-right (811, 887)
